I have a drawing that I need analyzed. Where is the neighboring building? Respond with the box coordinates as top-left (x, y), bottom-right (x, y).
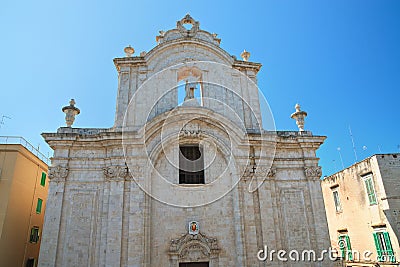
top-left (39, 15), bottom-right (332, 266)
top-left (0, 136), bottom-right (49, 267)
top-left (321, 153), bottom-right (400, 266)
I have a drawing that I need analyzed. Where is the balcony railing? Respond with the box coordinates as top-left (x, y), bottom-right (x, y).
top-left (0, 136), bottom-right (50, 165)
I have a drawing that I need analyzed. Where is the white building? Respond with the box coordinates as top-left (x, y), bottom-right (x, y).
top-left (39, 15), bottom-right (331, 267)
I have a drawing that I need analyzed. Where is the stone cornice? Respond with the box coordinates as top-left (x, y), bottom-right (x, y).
top-left (232, 60), bottom-right (262, 73)
top-left (113, 57), bottom-right (147, 71)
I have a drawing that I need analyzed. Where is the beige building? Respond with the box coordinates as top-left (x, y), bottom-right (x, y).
top-left (321, 153), bottom-right (400, 266)
top-left (0, 136), bottom-right (49, 267)
top-left (39, 15), bottom-right (332, 266)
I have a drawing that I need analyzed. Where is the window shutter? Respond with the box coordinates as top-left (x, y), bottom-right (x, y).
top-left (36, 198), bottom-right (43, 213)
top-left (383, 232), bottom-right (395, 262)
top-left (345, 235), bottom-right (352, 261)
top-left (373, 232), bottom-right (382, 261)
top-left (338, 236), bottom-right (345, 259)
top-left (40, 172), bottom-right (46, 186)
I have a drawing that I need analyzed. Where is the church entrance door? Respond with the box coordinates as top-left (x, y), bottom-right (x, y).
top-left (179, 263), bottom-right (209, 267)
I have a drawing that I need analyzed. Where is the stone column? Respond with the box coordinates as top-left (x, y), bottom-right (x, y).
top-left (37, 166), bottom-right (69, 267)
top-left (103, 165), bottom-right (129, 267)
top-left (125, 165), bottom-right (147, 266)
top-left (115, 67), bottom-right (131, 128)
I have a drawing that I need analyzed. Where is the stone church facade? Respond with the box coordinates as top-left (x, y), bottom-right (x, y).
top-left (39, 15), bottom-right (332, 266)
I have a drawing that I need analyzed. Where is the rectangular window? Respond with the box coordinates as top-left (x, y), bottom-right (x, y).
top-left (179, 145), bottom-right (204, 184)
top-left (363, 174), bottom-right (377, 205)
top-left (338, 234), bottom-right (352, 260)
top-left (29, 227), bottom-right (39, 243)
top-left (40, 172), bottom-right (46, 186)
top-left (332, 187), bottom-right (342, 212)
top-left (373, 231), bottom-right (395, 262)
top-left (26, 258), bottom-right (35, 267)
top-left (36, 198), bottom-right (43, 214)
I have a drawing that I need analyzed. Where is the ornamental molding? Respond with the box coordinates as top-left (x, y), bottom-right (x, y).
top-left (103, 165), bottom-right (129, 181)
top-left (48, 165), bottom-right (69, 182)
top-left (177, 14), bottom-right (200, 38)
top-left (179, 123), bottom-right (202, 138)
top-left (304, 166), bottom-right (322, 179)
top-left (240, 165), bottom-right (276, 181)
top-left (169, 232), bottom-right (220, 264)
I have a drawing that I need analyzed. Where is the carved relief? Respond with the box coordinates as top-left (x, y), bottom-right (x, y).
top-left (103, 165), bottom-right (129, 181)
top-left (169, 232), bottom-right (220, 265)
top-left (304, 166), bottom-right (322, 179)
top-left (179, 123), bottom-right (202, 138)
top-left (177, 14), bottom-right (200, 38)
top-left (48, 165), bottom-right (69, 182)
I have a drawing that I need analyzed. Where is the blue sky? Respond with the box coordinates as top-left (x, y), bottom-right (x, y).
top-left (1, 0), bottom-right (399, 176)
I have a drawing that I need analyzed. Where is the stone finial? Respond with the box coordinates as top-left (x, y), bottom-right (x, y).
top-left (124, 45), bottom-right (135, 57)
top-left (62, 99), bottom-right (80, 127)
top-left (290, 103), bottom-right (308, 131)
top-left (240, 50), bottom-right (250, 61)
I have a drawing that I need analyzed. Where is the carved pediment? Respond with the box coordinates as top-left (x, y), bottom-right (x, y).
top-left (169, 232), bottom-right (220, 262)
top-left (155, 14), bottom-right (221, 46)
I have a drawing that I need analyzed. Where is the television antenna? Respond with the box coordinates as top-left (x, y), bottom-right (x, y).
top-left (349, 125), bottom-right (358, 163)
top-left (337, 147), bottom-right (345, 169)
top-left (0, 116), bottom-right (11, 128)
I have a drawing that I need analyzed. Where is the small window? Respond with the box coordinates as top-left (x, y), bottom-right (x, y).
top-left (373, 231), bottom-right (395, 262)
top-left (363, 174), bottom-right (377, 205)
top-left (338, 234), bottom-right (352, 260)
top-left (332, 188), bottom-right (342, 212)
top-left (40, 172), bottom-right (46, 186)
top-left (26, 258), bottom-right (35, 267)
top-left (36, 198), bottom-right (43, 214)
top-left (179, 145), bottom-right (204, 184)
top-left (29, 227), bottom-right (40, 243)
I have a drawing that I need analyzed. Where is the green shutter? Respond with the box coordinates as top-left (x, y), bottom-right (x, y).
top-left (338, 236), bottom-right (345, 259)
top-left (383, 232), bottom-right (395, 262)
top-left (373, 232), bottom-right (383, 261)
top-left (345, 235), bottom-right (353, 261)
top-left (40, 172), bottom-right (46, 186)
top-left (365, 178), bottom-right (377, 204)
top-left (36, 198), bottom-right (43, 213)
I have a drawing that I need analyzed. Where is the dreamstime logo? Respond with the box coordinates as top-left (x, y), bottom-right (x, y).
top-left (257, 245), bottom-right (340, 262)
top-left (121, 61), bottom-right (276, 207)
top-left (256, 239), bottom-right (377, 263)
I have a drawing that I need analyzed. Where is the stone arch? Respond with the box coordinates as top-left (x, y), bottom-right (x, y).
top-left (169, 232), bottom-right (220, 267)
